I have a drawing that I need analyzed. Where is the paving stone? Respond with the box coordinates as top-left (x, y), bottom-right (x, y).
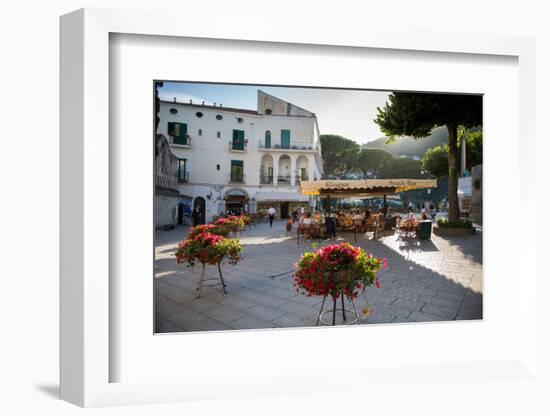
top-left (245, 304), bottom-right (287, 322)
top-left (166, 307), bottom-right (207, 327)
top-left (270, 314), bottom-right (316, 328)
top-left (201, 305), bottom-right (245, 324)
top-left (184, 318), bottom-right (232, 332)
top-left (157, 299), bottom-right (186, 318)
top-left (419, 294), bottom-right (462, 310)
top-left (421, 303), bottom-right (458, 319)
top-left (215, 295), bottom-right (257, 311)
top-left (391, 297), bottom-right (425, 311)
top-left (227, 316), bottom-right (275, 330)
top-left (408, 311), bottom-right (446, 323)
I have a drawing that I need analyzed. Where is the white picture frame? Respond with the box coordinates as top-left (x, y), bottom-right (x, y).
top-left (60, 8), bottom-right (538, 408)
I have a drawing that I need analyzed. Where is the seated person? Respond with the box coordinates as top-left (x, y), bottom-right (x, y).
top-left (407, 211), bottom-right (416, 221)
top-left (325, 215), bottom-right (337, 238)
top-left (303, 212), bottom-right (313, 225)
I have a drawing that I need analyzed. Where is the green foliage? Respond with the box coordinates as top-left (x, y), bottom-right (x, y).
top-left (437, 219), bottom-right (473, 229)
top-left (379, 157), bottom-right (424, 179)
top-left (464, 129), bottom-right (483, 169)
top-left (421, 129), bottom-right (483, 178)
top-left (375, 92), bottom-right (482, 222)
top-left (365, 126), bottom-right (448, 158)
top-left (374, 93), bottom-right (483, 139)
top-left (422, 144), bottom-right (449, 178)
top-left (357, 148), bottom-right (393, 178)
top-left (320, 134), bottom-right (360, 178)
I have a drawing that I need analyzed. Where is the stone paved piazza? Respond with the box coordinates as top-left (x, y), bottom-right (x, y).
top-left (155, 220), bottom-right (482, 332)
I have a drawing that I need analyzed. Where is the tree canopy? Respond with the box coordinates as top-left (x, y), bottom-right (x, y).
top-left (374, 92), bottom-right (482, 221)
top-left (375, 93), bottom-right (482, 139)
top-left (320, 134), bottom-right (360, 179)
top-left (421, 129), bottom-right (483, 178)
top-left (357, 148), bottom-right (393, 179)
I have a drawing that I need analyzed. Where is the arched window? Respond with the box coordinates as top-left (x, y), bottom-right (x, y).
top-left (265, 130), bottom-right (271, 148)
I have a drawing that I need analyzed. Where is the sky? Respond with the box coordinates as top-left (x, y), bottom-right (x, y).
top-left (158, 82), bottom-right (391, 144)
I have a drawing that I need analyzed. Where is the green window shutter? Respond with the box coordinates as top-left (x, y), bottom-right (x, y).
top-left (281, 129), bottom-right (290, 149)
top-left (230, 160), bottom-right (244, 182)
top-left (173, 123), bottom-right (188, 145)
top-left (168, 122), bottom-right (175, 136)
top-left (265, 131), bottom-right (271, 148)
top-left (232, 130), bottom-right (245, 150)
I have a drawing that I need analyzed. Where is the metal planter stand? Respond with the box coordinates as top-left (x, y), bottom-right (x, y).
top-left (195, 261), bottom-right (228, 299)
top-left (316, 293), bottom-right (360, 326)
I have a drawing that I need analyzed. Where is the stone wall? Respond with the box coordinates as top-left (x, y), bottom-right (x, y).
top-left (156, 134), bottom-right (180, 229)
top-left (470, 164), bottom-right (482, 224)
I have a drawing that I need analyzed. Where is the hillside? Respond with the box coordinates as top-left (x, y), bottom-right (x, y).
top-left (364, 126), bottom-right (448, 158)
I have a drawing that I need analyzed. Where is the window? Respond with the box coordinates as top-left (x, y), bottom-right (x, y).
top-left (265, 130), bottom-right (271, 148)
top-left (265, 108), bottom-right (272, 115)
top-left (216, 114), bottom-right (223, 120)
top-left (232, 129), bottom-right (245, 150)
top-left (216, 164), bottom-right (220, 171)
top-left (169, 108), bottom-right (178, 114)
top-left (195, 111), bottom-right (203, 118)
top-left (236, 117), bottom-right (244, 123)
top-left (198, 129), bottom-right (202, 136)
top-left (217, 131), bottom-right (221, 138)
top-left (281, 129), bottom-right (291, 149)
top-left (167, 122), bottom-right (188, 145)
top-left (177, 159), bottom-right (188, 182)
top-left (230, 160), bottom-right (244, 182)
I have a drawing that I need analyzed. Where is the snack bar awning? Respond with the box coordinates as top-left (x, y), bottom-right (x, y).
top-left (299, 179), bottom-right (437, 197)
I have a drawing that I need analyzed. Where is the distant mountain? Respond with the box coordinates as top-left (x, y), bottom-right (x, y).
top-left (363, 126), bottom-right (448, 158)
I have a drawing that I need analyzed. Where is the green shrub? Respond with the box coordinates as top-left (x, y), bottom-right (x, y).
top-left (437, 219), bottom-right (473, 229)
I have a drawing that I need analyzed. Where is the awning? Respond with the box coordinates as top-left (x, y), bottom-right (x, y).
top-left (255, 192), bottom-right (310, 202)
top-left (300, 179), bottom-right (437, 197)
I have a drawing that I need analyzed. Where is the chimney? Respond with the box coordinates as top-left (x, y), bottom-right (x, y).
top-left (173, 97), bottom-right (176, 103)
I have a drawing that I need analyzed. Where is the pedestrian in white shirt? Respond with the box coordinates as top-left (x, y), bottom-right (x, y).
top-left (267, 206), bottom-right (276, 228)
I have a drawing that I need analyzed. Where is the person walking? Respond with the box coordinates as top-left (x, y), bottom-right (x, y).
top-left (192, 206), bottom-right (201, 226)
top-left (267, 206), bottom-right (276, 228)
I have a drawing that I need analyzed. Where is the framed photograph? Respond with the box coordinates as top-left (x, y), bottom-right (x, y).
top-left (60, 8), bottom-right (538, 408)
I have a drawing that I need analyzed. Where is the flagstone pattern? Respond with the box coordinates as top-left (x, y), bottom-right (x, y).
top-left (154, 220), bottom-right (482, 332)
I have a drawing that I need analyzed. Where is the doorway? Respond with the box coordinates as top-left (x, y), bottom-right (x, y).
top-left (193, 197), bottom-right (206, 225)
top-left (280, 202), bottom-right (290, 219)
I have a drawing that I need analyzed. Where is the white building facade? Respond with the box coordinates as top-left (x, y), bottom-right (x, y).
top-left (157, 90), bottom-right (323, 223)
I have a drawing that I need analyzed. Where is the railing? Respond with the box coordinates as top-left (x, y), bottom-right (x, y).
top-left (260, 175), bottom-right (274, 185)
top-left (229, 140), bottom-right (248, 151)
top-left (171, 135), bottom-right (191, 147)
top-left (155, 175), bottom-right (178, 191)
top-left (258, 140), bottom-right (317, 151)
top-left (229, 173), bottom-right (246, 183)
top-left (178, 170), bottom-right (189, 183)
top-left (296, 175), bottom-right (309, 184)
top-left (277, 174), bottom-right (291, 184)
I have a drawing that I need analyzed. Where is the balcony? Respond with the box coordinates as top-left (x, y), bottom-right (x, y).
top-left (229, 173), bottom-right (246, 184)
top-left (229, 140), bottom-right (248, 152)
top-left (258, 140), bottom-right (318, 152)
top-left (170, 135), bottom-right (191, 148)
top-left (178, 170), bottom-right (189, 183)
top-left (260, 175), bottom-right (274, 185)
top-left (296, 175), bottom-right (309, 184)
top-left (277, 174), bottom-right (291, 185)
